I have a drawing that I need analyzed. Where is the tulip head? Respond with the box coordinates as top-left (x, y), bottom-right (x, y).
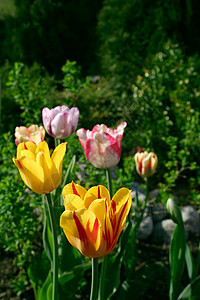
top-left (13, 141), bottom-right (67, 194)
top-left (15, 125), bottom-right (45, 146)
top-left (135, 150), bottom-right (158, 178)
top-left (76, 122), bottom-right (127, 169)
top-left (42, 105), bottom-right (79, 139)
top-left (60, 182), bottom-right (132, 258)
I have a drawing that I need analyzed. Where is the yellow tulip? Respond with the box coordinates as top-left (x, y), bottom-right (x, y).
top-left (13, 141), bottom-right (67, 194)
top-left (60, 182), bottom-right (132, 258)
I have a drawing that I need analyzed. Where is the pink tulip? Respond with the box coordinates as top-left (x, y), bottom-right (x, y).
top-left (76, 122), bottom-right (127, 169)
top-left (42, 105), bottom-right (79, 139)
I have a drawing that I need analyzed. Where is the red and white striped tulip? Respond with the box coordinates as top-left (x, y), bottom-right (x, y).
top-left (135, 150), bottom-right (158, 178)
top-left (76, 122), bottom-right (127, 169)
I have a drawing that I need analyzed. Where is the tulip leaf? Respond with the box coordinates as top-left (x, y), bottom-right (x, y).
top-left (62, 154), bottom-right (76, 188)
top-left (43, 204), bottom-right (53, 263)
top-left (185, 243), bottom-right (195, 282)
top-left (177, 275), bottom-right (200, 300)
top-left (169, 224), bottom-right (186, 300)
top-left (38, 272), bottom-right (51, 300)
top-left (27, 251), bottom-right (50, 299)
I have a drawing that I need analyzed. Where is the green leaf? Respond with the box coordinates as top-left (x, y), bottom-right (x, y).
top-left (177, 275), bottom-right (200, 300)
top-left (43, 203), bottom-right (53, 263)
top-left (62, 155), bottom-right (76, 188)
top-left (39, 272), bottom-right (51, 300)
top-left (185, 243), bottom-right (195, 281)
top-left (169, 224), bottom-right (186, 300)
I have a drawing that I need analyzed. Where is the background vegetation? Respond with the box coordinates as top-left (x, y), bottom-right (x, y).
top-left (0, 0), bottom-right (200, 298)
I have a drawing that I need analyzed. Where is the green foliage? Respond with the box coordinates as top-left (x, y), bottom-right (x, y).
top-left (0, 0), bottom-right (101, 75)
top-left (0, 132), bottom-right (43, 295)
top-left (97, 0), bottom-right (200, 86)
top-left (6, 62), bottom-right (59, 127)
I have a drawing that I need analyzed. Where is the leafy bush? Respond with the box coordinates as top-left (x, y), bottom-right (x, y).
top-left (0, 132), bottom-right (43, 295)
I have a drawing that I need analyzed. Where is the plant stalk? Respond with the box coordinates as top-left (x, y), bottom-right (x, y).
top-left (90, 258), bottom-right (99, 300)
top-left (45, 193), bottom-right (58, 300)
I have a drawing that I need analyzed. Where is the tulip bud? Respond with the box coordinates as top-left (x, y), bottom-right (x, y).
top-left (15, 125), bottom-right (45, 146)
top-left (135, 150), bottom-right (158, 178)
top-left (166, 198), bottom-right (183, 226)
top-left (42, 105), bottom-right (79, 139)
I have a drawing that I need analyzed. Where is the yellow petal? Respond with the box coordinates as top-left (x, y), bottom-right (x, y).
top-left (51, 142), bottom-right (67, 172)
top-left (36, 152), bottom-right (54, 193)
top-left (36, 141), bottom-right (52, 169)
top-left (63, 194), bottom-right (85, 210)
top-left (13, 156), bottom-right (44, 194)
top-left (111, 188), bottom-right (132, 237)
top-left (84, 185), bottom-right (110, 208)
top-left (62, 182), bottom-right (87, 200)
top-left (17, 142), bottom-right (37, 158)
top-left (20, 150), bottom-right (36, 161)
top-left (88, 198), bottom-right (107, 226)
top-left (60, 208), bottom-right (105, 258)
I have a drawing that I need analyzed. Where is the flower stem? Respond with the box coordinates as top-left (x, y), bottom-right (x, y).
top-left (106, 168), bottom-right (112, 198)
top-left (98, 168), bottom-right (112, 300)
top-left (45, 193), bottom-right (58, 300)
top-left (90, 258), bottom-right (99, 300)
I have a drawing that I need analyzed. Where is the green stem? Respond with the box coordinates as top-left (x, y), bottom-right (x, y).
top-left (98, 169), bottom-right (113, 300)
top-left (54, 138), bottom-right (61, 148)
top-left (106, 168), bottom-right (112, 198)
top-left (90, 258), bottom-right (99, 300)
top-left (45, 193), bottom-right (58, 300)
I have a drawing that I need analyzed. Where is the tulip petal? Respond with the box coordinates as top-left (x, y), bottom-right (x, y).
top-left (20, 150), bottom-right (36, 161)
top-left (88, 198), bottom-right (107, 225)
top-left (51, 143), bottom-right (67, 172)
top-left (111, 188), bottom-right (132, 235)
top-left (17, 142), bottom-right (37, 158)
top-left (36, 152), bottom-right (54, 192)
top-left (13, 156), bottom-right (44, 194)
top-left (62, 182), bottom-right (87, 199)
top-left (84, 185), bottom-right (110, 208)
top-left (36, 142), bottom-right (52, 169)
top-left (63, 194), bottom-right (84, 210)
top-left (60, 208), bottom-right (104, 257)
top-left (85, 133), bottom-right (120, 169)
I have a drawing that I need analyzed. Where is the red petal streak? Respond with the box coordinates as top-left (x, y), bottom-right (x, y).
top-left (114, 198), bottom-right (129, 237)
top-left (111, 200), bottom-right (116, 214)
top-left (87, 217), bottom-right (99, 244)
top-left (17, 159), bottom-right (23, 169)
top-left (72, 182), bottom-right (80, 197)
top-left (73, 211), bottom-right (89, 247)
top-left (24, 143), bottom-right (28, 150)
top-left (98, 186), bottom-right (101, 198)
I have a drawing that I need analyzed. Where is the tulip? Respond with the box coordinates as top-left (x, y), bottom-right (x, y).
top-left (42, 105), bottom-right (79, 139)
top-left (15, 125), bottom-right (45, 146)
top-left (13, 141), bottom-right (67, 194)
top-left (60, 182), bottom-right (132, 258)
top-left (76, 122), bottom-right (127, 169)
top-left (135, 150), bottom-right (158, 178)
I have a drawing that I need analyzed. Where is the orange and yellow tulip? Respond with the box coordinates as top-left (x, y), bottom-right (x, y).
top-left (135, 150), bottom-right (158, 178)
top-left (13, 141), bottom-right (67, 194)
top-left (60, 182), bottom-right (132, 258)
